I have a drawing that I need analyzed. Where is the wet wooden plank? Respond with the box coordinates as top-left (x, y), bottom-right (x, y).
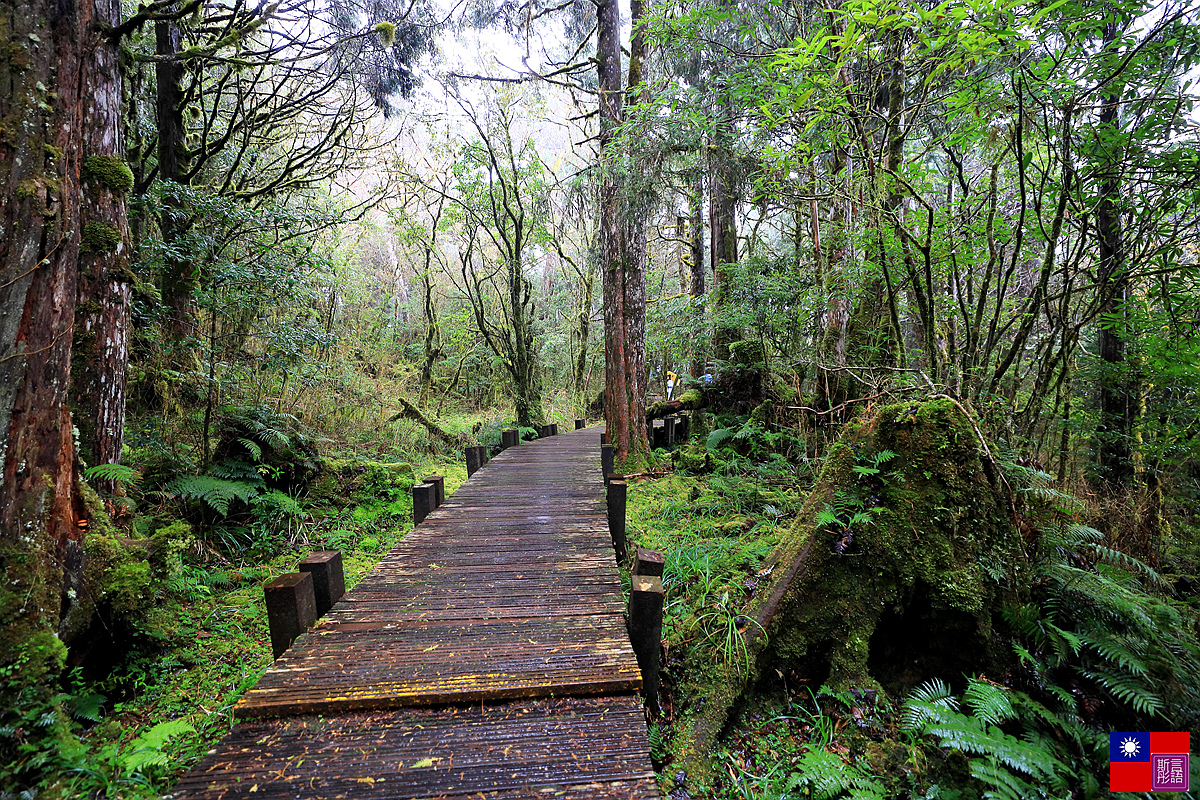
top-left (167, 696), bottom-right (659, 800)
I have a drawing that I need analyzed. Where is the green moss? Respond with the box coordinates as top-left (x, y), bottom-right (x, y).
top-left (308, 458), bottom-right (414, 507)
top-left (14, 178), bottom-right (38, 199)
top-left (82, 154), bottom-right (134, 194)
top-left (374, 20), bottom-right (397, 47)
top-left (760, 398), bottom-right (1020, 690)
top-left (80, 221), bottom-right (121, 254)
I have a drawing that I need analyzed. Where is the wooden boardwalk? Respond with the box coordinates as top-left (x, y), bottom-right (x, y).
top-left (166, 428), bottom-right (660, 799)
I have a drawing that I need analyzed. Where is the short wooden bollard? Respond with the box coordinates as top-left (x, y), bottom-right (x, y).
top-left (550, 423), bottom-right (558, 435)
top-left (628, 573), bottom-right (665, 714)
top-left (412, 482), bottom-right (436, 525)
top-left (665, 416), bottom-right (676, 445)
top-left (540, 424), bottom-right (553, 438)
top-left (501, 428), bottom-right (519, 449)
top-left (265, 572), bottom-right (317, 660)
top-left (465, 445), bottom-right (487, 477)
top-left (600, 432), bottom-right (607, 445)
top-left (601, 443), bottom-right (614, 483)
top-left (652, 421), bottom-right (668, 450)
top-left (299, 550), bottom-right (345, 617)
top-left (424, 474), bottom-right (445, 507)
top-left (607, 478), bottom-right (627, 564)
top-left (633, 547), bottom-right (664, 578)
top-left (575, 419), bottom-right (585, 430)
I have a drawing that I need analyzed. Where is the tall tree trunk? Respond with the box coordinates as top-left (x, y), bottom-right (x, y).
top-left (688, 177), bottom-right (705, 378)
top-left (1093, 20), bottom-right (1134, 488)
top-left (597, 0), bottom-right (649, 463)
top-left (1, 0), bottom-right (95, 732)
top-left (156, 18), bottom-right (195, 340)
top-left (71, 0), bottom-right (132, 488)
top-left (708, 104), bottom-right (738, 363)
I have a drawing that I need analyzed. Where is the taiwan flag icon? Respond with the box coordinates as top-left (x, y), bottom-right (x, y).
top-left (1110, 732), bottom-right (1190, 792)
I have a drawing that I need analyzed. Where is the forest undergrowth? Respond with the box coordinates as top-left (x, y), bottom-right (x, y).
top-left (6, 376), bottom-right (584, 799)
top-left (628, 405), bottom-right (1200, 800)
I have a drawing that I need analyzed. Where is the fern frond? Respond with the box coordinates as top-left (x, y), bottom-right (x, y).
top-left (163, 475), bottom-right (260, 516)
top-left (1084, 669), bottom-right (1165, 717)
top-left (238, 438), bottom-right (263, 462)
top-left (964, 679), bottom-right (1014, 727)
top-left (707, 428), bottom-right (735, 451)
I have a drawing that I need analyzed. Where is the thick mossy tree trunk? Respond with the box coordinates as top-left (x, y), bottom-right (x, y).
top-left (671, 399), bottom-right (1021, 779)
top-left (1, 0), bottom-right (100, 771)
top-left (71, 0), bottom-right (133, 483)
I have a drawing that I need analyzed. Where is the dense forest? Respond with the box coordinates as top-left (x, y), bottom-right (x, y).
top-left (2, 0), bottom-right (1199, 796)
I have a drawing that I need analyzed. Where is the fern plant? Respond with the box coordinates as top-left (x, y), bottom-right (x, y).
top-left (903, 678), bottom-right (1073, 800)
top-left (162, 474), bottom-right (262, 517)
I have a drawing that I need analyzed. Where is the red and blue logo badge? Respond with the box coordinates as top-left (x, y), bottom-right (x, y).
top-left (1110, 732), bottom-right (1190, 792)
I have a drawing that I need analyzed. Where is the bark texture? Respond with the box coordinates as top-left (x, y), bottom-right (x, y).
top-left (597, 0), bottom-right (649, 463)
top-left (1, 0), bottom-right (92, 685)
top-left (71, 0), bottom-right (132, 479)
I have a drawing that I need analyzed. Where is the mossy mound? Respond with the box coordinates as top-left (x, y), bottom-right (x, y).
top-left (669, 397), bottom-right (1024, 779)
top-left (762, 398), bottom-right (1021, 691)
top-left (307, 459), bottom-right (414, 508)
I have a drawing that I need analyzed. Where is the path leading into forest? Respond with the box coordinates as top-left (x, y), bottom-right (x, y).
top-left (165, 427), bottom-right (660, 800)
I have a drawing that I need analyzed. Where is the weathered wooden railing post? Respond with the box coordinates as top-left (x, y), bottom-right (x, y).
top-left (465, 445), bottom-right (487, 477)
top-left (677, 414), bottom-right (689, 441)
top-left (299, 551), bottom-right (345, 617)
top-left (633, 546), bottom-right (664, 578)
top-left (606, 478), bottom-right (627, 564)
top-left (550, 423), bottom-right (558, 435)
top-left (628, 569), bottom-right (665, 715)
top-left (601, 443), bottom-right (614, 484)
top-left (575, 419), bottom-right (585, 430)
top-left (600, 431), bottom-right (607, 445)
top-left (501, 429), bottom-right (519, 449)
top-left (412, 482), bottom-right (435, 525)
top-left (424, 474), bottom-right (445, 507)
top-left (265, 572), bottom-right (317, 660)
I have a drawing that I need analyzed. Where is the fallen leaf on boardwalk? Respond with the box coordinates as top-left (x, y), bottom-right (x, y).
top-left (412, 757), bottom-right (438, 768)
top-left (423, 644), bottom-right (438, 651)
top-left (354, 777), bottom-right (375, 785)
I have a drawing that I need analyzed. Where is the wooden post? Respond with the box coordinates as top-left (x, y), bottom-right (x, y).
top-left (652, 421), bottom-right (667, 450)
top-left (412, 483), bottom-right (435, 525)
top-left (550, 423), bottom-right (558, 435)
top-left (466, 446), bottom-right (485, 478)
top-left (601, 443), bottom-right (614, 483)
top-left (299, 551), bottom-right (345, 617)
top-left (265, 572), bottom-right (317, 660)
top-left (628, 574), bottom-right (665, 714)
top-left (607, 478), bottom-right (627, 564)
top-left (633, 547), bottom-right (664, 578)
top-left (424, 474), bottom-right (445, 507)
top-left (665, 416), bottom-right (676, 445)
top-left (600, 432), bottom-right (607, 445)
top-left (502, 429), bottom-right (519, 449)
top-left (540, 424), bottom-right (552, 438)
top-left (575, 419), bottom-right (585, 430)
top-left (678, 414), bottom-right (689, 441)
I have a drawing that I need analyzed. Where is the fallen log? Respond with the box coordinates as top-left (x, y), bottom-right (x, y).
top-left (646, 387), bottom-right (706, 420)
top-left (387, 396), bottom-right (455, 443)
